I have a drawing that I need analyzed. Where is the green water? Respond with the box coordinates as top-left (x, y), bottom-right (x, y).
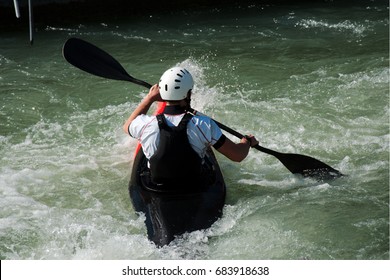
top-left (0, 1), bottom-right (389, 259)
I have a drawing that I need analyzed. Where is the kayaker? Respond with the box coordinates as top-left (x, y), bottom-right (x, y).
top-left (123, 67), bottom-right (258, 185)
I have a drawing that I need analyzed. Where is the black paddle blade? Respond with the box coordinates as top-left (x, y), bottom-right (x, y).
top-left (275, 152), bottom-right (343, 180)
top-left (62, 38), bottom-right (152, 88)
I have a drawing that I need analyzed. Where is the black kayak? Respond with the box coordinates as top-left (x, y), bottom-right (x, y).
top-left (128, 147), bottom-right (226, 247)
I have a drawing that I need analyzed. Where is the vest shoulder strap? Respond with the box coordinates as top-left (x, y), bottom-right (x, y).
top-left (177, 113), bottom-right (193, 129)
top-left (156, 114), bottom-right (168, 129)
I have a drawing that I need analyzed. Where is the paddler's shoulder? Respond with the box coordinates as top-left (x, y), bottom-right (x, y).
top-left (188, 114), bottom-right (217, 126)
top-left (132, 114), bottom-right (158, 126)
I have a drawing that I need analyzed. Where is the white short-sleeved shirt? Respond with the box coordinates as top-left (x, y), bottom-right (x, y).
top-left (129, 113), bottom-right (223, 160)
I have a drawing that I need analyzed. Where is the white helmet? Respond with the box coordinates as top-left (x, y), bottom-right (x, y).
top-left (158, 67), bottom-right (194, 101)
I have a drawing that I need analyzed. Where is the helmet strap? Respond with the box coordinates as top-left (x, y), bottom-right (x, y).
top-left (184, 91), bottom-right (192, 111)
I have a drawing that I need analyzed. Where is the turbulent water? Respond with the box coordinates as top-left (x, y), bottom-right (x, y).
top-left (0, 1), bottom-right (388, 260)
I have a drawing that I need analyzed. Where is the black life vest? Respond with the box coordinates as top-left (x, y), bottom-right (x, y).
top-left (149, 113), bottom-right (202, 185)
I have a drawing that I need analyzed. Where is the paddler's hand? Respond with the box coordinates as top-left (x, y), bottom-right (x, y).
top-left (146, 84), bottom-right (164, 103)
top-left (242, 134), bottom-right (259, 148)
top-left (123, 84), bottom-right (163, 134)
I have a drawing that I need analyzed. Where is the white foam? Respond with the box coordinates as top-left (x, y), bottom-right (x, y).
top-left (296, 19), bottom-right (369, 36)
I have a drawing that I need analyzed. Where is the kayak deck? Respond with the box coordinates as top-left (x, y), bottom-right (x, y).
top-left (128, 148), bottom-right (226, 247)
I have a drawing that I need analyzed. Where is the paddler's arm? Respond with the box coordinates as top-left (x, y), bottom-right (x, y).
top-left (216, 135), bottom-right (258, 162)
top-left (123, 84), bottom-right (163, 134)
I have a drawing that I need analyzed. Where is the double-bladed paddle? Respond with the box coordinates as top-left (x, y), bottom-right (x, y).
top-left (62, 37), bottom-right (343, 180)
